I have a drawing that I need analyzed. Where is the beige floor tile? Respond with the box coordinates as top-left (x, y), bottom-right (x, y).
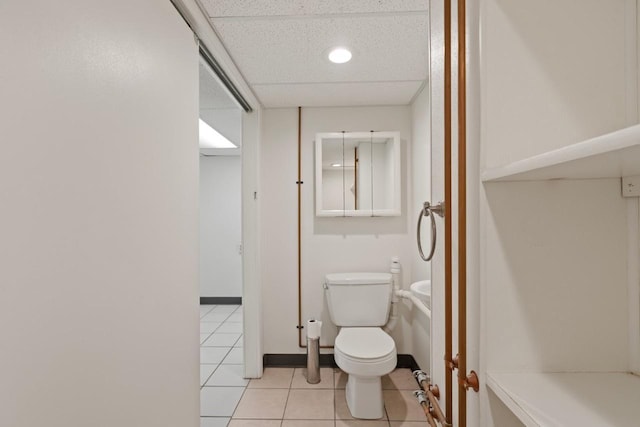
top-left (247, 367), bottom-right (294, 389)
top-left (233, 388), bottom-right (289, 419)
top-left (336, 421), bottom-right (391, 427)
top-left (282, 421), bottom-right (335, 427)
top-left (389, 422), bottom-right (429, 426)
top-left (335, 389), bottom-right (387, 421)
top-left (334, 369), bottom-right (348, 389)
top-left (291, 367), bottom-right (335, 389)
top-left (284, 389), bottom-right (334, 420)
top-left (228, 421), bottom-right (281, 427)
top-left (382, 369), bottom-right (419, 390)
top-left (383, 390), bottom-right (426, 421)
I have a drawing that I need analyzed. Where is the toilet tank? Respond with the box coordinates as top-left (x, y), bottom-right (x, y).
top-left (324, 272), bottom-right (392, 326)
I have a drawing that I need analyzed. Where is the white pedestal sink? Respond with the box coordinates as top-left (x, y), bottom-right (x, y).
top-left (410, 280), bottom-right (431, 308)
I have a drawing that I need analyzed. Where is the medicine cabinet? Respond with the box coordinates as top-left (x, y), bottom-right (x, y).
top-left (315, 131), bottom-right (401, 217)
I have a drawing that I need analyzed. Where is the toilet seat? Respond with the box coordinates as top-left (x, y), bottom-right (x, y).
top-left (335, 327), bottom-right (397, 377)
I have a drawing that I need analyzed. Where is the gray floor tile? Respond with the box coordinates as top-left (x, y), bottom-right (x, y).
top-left (201, 347), bottom-right (231, 364)
top-left (221, 347), bottom-right (243, 365)
top-left (200, 417), bottom-right (230, 427)
top-left (200, 364), bottom-right (218, 386)
top-left (200, 322), bottom-right (222, 333)
top-left (217, 322), bottom-right (243, 334)
top-left (203, 333), bottom-right (241, 347)
top-left (205, 364), bottom-right (249, 387)
top-left (200, 386), bottom-right (245, 417)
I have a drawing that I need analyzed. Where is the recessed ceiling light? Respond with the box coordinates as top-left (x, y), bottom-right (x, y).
top-left (199, 119), bottom-right (237, 149)
top-left (331, 163), bottom-right (342, 167)
top-left (328, 47), bottom-right (352, 64)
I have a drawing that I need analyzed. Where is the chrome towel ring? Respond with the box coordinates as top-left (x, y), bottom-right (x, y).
top-left (417, 201), bottom-right (445, 261)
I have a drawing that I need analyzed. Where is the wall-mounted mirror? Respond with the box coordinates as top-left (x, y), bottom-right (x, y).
top-left (315, 131), bottom-right (401, 217)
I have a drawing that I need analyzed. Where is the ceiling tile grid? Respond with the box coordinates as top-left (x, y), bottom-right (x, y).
top-left (212, 15), bottom-right (428, 84)
top-left (201, 2), bottom-right (429, 107)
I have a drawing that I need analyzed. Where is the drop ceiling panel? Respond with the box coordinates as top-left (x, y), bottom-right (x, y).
top-left (212, 14), bottom-right (428, 84)
top-left (202, 0), bottom-right (428, 17)
top-left (253, 81), bottom-right (423, 107)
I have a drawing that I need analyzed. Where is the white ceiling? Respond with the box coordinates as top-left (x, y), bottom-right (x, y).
top-left (201, 0), bottom-right (429, 108)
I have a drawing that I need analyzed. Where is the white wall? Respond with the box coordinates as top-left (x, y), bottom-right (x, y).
top-left (410, 85), bottom-right (431, 283)
top-left (483, 179), bottom-right (629, 373)
top-left (240, 108), bottom-right (263, 378)
top-left (482, 0), bottom-right (628, 169)
top-left (410, 85), bottom-right (432, 371)
top-left (466, 0), bottom-right (482, 423)
top-left (199, 156), bottom-right (242, 297)
top-left (0, 2), bottom-right (199, 426)
top-left (261, 106), bottom-right (415, 356)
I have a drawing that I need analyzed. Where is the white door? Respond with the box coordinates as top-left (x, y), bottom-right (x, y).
top-left (0, 2), bottom-right (200, 426)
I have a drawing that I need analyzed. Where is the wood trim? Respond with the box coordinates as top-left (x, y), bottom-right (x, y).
top-left (296, 107), bottom-right (333, 349)
top-left (297, 106), bottom-right (304, 347)
top-left (354, 146), bottom-right (359, 209)
top-left (444, 0), bottom-right (454, 423)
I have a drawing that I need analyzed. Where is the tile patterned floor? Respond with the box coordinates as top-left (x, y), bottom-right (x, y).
top-left (200, 304), bottom-right (427, 426)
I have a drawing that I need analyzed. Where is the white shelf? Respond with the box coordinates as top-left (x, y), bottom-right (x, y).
top-left (482, 124), bottom-right (640, 182)
top-left (486, 372), bottom-right (640, 427)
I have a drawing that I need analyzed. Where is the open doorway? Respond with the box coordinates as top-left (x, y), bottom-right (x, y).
top-left (198, 55), bottom-right (243, 304)
top-left (197, 55), bottom-right (246, 398)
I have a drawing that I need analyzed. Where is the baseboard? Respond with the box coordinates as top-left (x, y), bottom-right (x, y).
top-left (263, 353), bottom-right (421, 371)
top-left (264, 353), bottom-right (337, 368)
top-left (200, 297), bottom-right (242, 305)
top-left (396, 354), bottom-right (421, 371)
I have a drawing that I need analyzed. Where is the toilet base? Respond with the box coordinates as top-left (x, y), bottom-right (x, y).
top-left (345, 374), bottom-right (385, 419)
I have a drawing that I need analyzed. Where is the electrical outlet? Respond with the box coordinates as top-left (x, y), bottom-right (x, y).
top-left (622, 176), bottom-right (640, 197)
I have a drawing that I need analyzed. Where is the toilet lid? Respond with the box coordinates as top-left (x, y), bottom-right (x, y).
top-left (335, 327), bottom-right (396, 360)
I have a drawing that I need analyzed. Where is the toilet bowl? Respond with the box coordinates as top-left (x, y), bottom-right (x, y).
top-left (334, 327), bottom-right (397, 419)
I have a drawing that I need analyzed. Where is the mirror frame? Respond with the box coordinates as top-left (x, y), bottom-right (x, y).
top-left (315, 131), bottom-right (401, 217)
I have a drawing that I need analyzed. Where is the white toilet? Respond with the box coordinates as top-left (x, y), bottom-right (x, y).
top-left (324, 272), bottom-right (397, 419)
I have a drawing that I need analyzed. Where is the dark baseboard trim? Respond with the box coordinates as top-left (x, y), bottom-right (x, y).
top-left (264, 353), bottom-right (421, 371)
top-left (200, 297), bottom-right (242, 305)
top-left (396, 354), bottom-right (421, 372)
top-left (264, 353), bottom-right (337, 368)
